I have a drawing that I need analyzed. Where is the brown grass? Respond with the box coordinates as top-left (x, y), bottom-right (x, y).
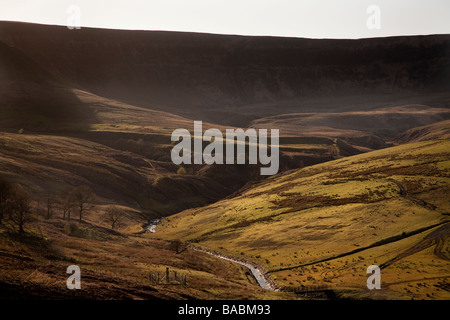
top-left (0, 216), bottom-right (293, 300)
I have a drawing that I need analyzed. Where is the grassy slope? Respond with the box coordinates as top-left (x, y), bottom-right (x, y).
top-left (0, 218), bottom-right (292, 299)
top-left (0, 132), bottom-right (237, 223)
top-left (0, 128), bottom-right (291, 299)
top-left (157, 139), bottom-right (450, 299)
top-left (395, 120), bottom-right (450, 144)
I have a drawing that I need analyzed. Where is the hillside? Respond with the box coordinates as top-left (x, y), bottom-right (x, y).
top-left (0, 31), bottom-right (367, 212)
top-left (252, 106), bottom-right (450, 150)
top-left (0, 39), bottom-right (96, 131)
top-left (0, 36), bottom-right (273, 217)
top-left (1, 21), bottom-right (449, 182)
top-left (0, 132), bottom-right (245, 220)
top-left (395, 120), bottom-right (450, 144)
top-left (0, 36), bottom-right (200, 134)
top-left (0, 217), bottom-right (290, 299)
top-left (157, 139), bottom-right (450, 299)
top-left (1, 21), bottom-right (449, 126)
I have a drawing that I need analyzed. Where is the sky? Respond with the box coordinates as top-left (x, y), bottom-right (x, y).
top-left (0, 0), bottom-right (449, 39)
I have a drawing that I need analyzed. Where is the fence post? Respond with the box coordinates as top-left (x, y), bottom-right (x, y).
top-left (166, 267), bottom-right (170, 284)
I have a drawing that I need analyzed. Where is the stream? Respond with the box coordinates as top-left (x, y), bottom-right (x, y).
top-left (196, 248), bottom-right (276, 291)
top-left (146, 218), bottom-right (161, 233)
top-left (145, 218), bottom-right (277, 291)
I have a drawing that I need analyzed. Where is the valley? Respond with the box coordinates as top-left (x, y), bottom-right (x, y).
top-left (0, 21), bottom-right (449, 300)
top-left (156, 139), bottom-right (450, 299)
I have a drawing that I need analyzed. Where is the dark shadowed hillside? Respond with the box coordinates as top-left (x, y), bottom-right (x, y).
top-left (1, 21), bottom-right (449, 126)
top-left (0, 40), bottom-right (96, 130)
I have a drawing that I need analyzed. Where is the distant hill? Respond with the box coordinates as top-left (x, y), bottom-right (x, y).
top-left (0, 39), bottom-right (96, 130)
top-left (251, 105), bottom-right (450, 150)
top-left (395, 120), bottom-right (450, 143)
top-left (1, 21), bottom-right (449, 126)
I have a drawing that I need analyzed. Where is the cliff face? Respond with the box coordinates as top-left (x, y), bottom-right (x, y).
top-left (1, 21), bottom-right (449, 125)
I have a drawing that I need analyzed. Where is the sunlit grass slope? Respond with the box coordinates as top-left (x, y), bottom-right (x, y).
top-left (157, 139), bottom-right (450, 299)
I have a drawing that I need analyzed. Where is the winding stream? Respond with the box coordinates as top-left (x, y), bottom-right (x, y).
top-left (196, 248), bottom-right (276, 291)
top-left (145, 218), bottom-right (277, 291)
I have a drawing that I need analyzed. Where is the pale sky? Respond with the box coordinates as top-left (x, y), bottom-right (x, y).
top-left (0, 0), bottom-right (449, 39)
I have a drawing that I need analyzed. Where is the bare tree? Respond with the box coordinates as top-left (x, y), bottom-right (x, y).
top-left (59, 188), bottom-right (74, 221)
top-left (104, 205), bottom-right (124, 230)
top-left (0, 176), bottom-right (13, 224)
top-left (71, 186), bottom-right (94, 222)
top-left (45, 193), bottom-right (54, 220)
top-left (7, 185), bottom-right (33, 234)
top-left (169, 239), bottom-right (186, 254)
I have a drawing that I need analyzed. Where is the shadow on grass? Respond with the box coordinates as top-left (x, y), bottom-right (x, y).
top-left (2, 228), bottom-right (73, 263)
